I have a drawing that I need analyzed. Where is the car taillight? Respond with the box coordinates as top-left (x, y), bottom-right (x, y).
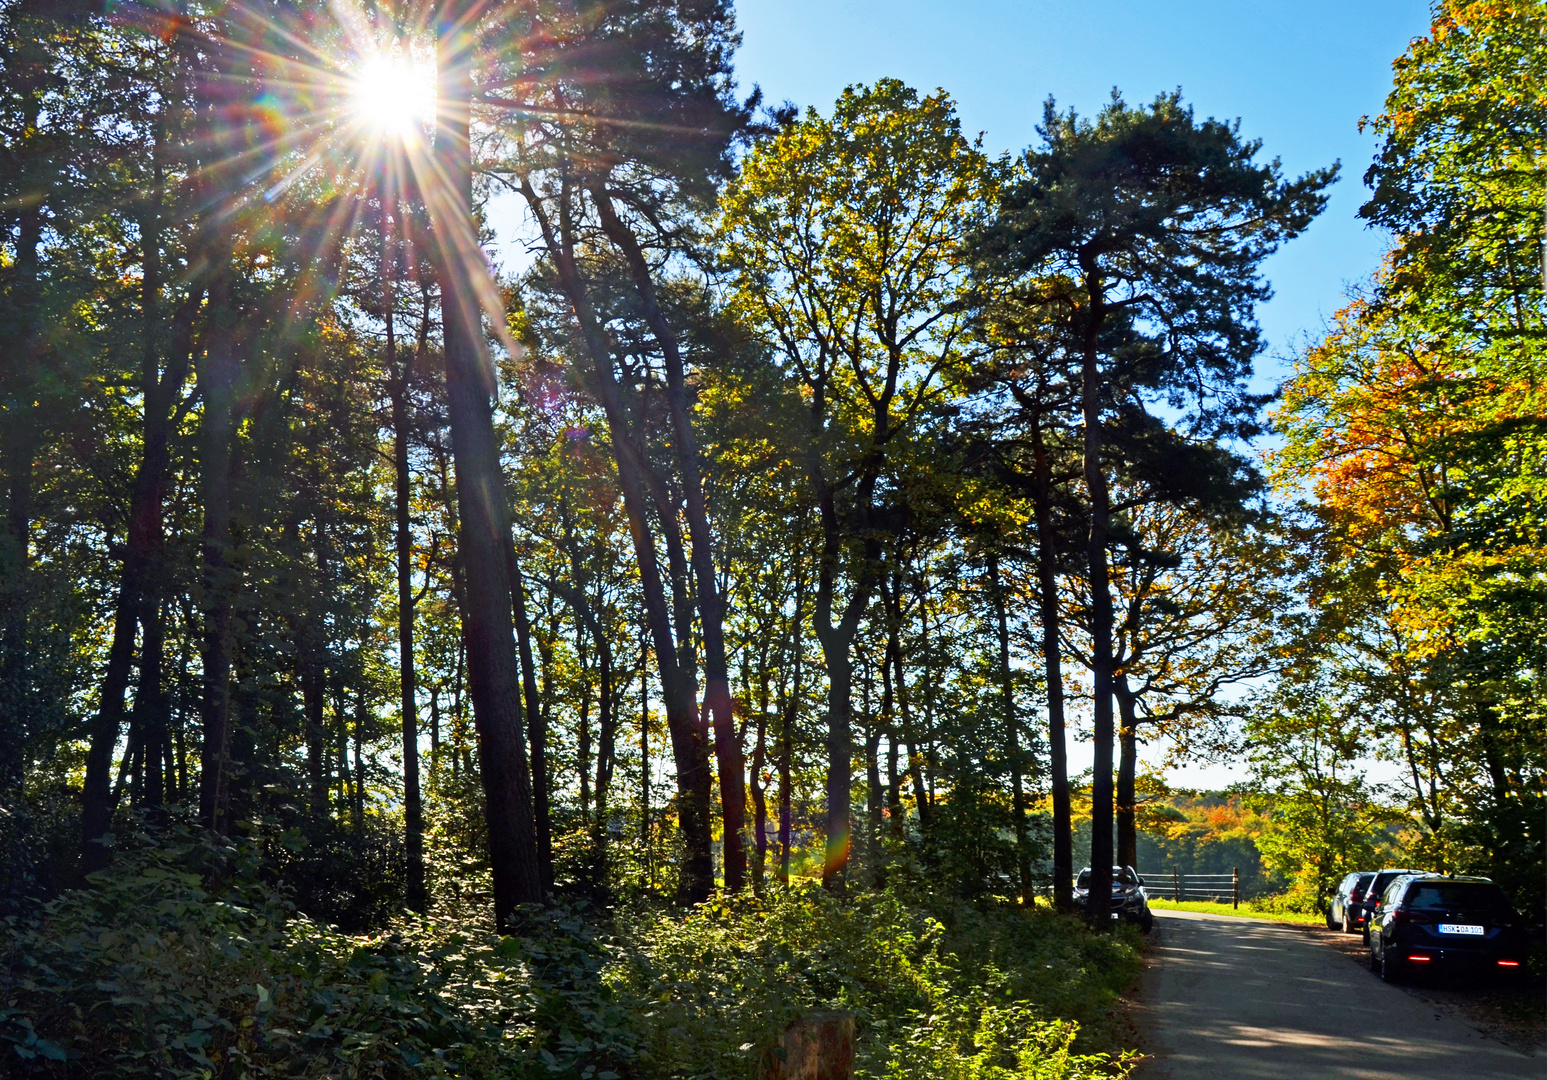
top-left (1390, 908), bottom-right (1408, 923)
top-left (1408, 955), bottom-right (1431, 962)
top-left (1498, 960), bottom-right (1520, 968)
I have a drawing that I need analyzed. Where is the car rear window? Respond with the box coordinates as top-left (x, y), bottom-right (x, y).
top-left (1353, 873), bottom-right (1374, 894)
top-left (1405, 883), bottom-right (1510, 913)
top-left (1076, 870), bottom-right (1090, 888)
top-left (1371, 872), bottom-right (1405, 897)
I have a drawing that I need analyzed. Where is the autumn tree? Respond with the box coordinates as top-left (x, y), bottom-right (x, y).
top-left (720, 80), bottom-right (988, 890)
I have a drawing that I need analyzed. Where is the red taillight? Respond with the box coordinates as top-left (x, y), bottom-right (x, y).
top-left (1408, 955), bottom-right (1431, 962)
top-left (1391, 909), bottom-right (1408, 923)
top-left (1498, 960), bottom-right (1520, 968)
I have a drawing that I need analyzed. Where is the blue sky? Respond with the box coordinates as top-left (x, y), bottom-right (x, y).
top-left (731, 1), bottom-right (1432, 788)
top-left (734, 0), bottom-right (1432, 389)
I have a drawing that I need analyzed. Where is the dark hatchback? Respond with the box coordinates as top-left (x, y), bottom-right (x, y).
top-left (1327, 871), bottom-right (1376, 933)
top-left (1357, 868), bottom-right (1423, 941)
top-left (1075, 865), bottom-right (1154, 932)
top-left (1368, 875), bottom-right (1528, 982)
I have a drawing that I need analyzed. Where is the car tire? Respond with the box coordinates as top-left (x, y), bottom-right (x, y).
top-left (1342, 913), bottom-right (1354, 934)
top-left (1141, 911), bottom-right (1154, 933)
top-left (1368, 946), bottom-right (1380, 973)
top-left (1326, 909), bottom-right (1338, 930)
top-left (1379, 952), bottom-right (1401, 984)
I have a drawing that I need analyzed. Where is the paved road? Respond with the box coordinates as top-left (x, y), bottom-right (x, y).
top-left (1137, 909), bottom-right (1539, 1080)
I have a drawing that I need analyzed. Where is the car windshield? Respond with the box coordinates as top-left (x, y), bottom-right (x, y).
top-left (1405, 883), bottom-right (1511, 914)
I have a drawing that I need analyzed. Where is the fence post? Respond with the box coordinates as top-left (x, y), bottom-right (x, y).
top-left (1232, 867), bottom-right (1239, 909)
top-left (1173, 866), bottom-right (1180, 903)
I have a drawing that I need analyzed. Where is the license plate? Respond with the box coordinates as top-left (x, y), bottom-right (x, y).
top-left (1439, 923), bottom-right (1484, 936)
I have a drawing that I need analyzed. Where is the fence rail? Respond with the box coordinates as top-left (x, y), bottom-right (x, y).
top-left (1167, 867), bottom-right (1240, 907)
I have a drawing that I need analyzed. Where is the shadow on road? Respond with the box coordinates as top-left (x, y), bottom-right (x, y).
top-left (1136, 909), bottom-right (1541, 1080)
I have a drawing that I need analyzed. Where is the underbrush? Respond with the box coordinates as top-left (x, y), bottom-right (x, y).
top-left (1146, 898), bottom-right (1324, 925)
top-left (0, 833), bottom-right (1139, 1079)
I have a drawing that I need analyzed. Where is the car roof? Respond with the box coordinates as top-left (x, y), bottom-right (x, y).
top-left (1399, 874), bottom-right (1494, 885)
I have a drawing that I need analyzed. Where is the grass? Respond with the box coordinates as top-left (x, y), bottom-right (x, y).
top-left (1148, 897), bottom-right (1327, 926)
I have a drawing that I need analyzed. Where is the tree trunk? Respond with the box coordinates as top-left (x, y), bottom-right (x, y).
top-left (751, 654), bottom-right (769, 891)
top-left (779, 567), bottom-right (803, 888)
top-left (989, 554), bottom-right (1032, 903)
top-left (196, 259), bottom-right (238, 835)
top-left (508, 545), bottom-right (553, 891)
top-left (1080, 270), bottom-right (1115, 927)
top-left (387, 225), bottom-right (426, 912)
top-left (517, 177), bottom-right (712, 902)
top-left (435, 12), bottom-right (543, 924)
top-left (590, 188), bottom-right (744, 891)
top-left (303, 656), bottom-right (328, 816)
top-left (813, 498), bottom-right (872, 893)
top-left (1032, 429), bottom-right (1073, 911)
top-left (1115, 676), bottom-right (1139, 871)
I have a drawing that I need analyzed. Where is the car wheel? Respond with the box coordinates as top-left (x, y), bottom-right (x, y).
top-left (1326, 909), bottom-right (1338, 930)
top-left (1342, 913), bottom-right (1354, 934)
top-left (1379, 952), bottom-right (1401, 984)
top-left (1141, 911), bottom-right (1154, 933)
top-left (1368, 946), bottom-right (1380, 973)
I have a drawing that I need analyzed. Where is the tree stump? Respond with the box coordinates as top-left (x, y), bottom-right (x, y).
top-left (759, 1011), bottom-right (855, 1080)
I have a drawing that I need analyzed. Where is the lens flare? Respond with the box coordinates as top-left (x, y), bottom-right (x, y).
top-left (349, 53), bottom-right (434, 141)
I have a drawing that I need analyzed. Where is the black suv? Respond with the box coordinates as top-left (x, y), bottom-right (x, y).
top-left (1327, 871), bottom-right (1376, 933)
top-left (1357, 868), bottom-right (1423, 942)
top-left (1075, 865), bottom-right (1153, 932)
top-left (1367, 874), bottom-right (1527, 982)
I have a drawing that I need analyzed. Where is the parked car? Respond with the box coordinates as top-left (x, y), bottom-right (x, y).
top-left (1327, 871), bottom-right (1376, 933)
top-left (1358, 868), bottom-right (1424, 942)
top-left (1367, 874), bottom-right (1527, 983)
top-left (1075, 865), bottom-right (1154, 932)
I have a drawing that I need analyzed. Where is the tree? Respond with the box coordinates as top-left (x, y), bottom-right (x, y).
top-left (1273, 0), bottom-right (1546, 914)
top-left (976, 90), bottom-right (1333, 923)
top-left (720, 80), bottom-right (988, 890)
top-left (488, 0), bottom-right (750, 900)
top-left (1246, 684), bottom-right (1397, 911)
top-left (432, 0), bottom-right (544, 921)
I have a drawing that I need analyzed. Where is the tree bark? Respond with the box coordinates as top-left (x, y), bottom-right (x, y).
top-left (989, 554), bottom-right (1032, 903)
top-left (508, 544), bottom-right (553, 892)
top-left (435, 11), bottom-right (544, 924)
top-left (589, 188), bottom-right (744, 891)
top-left (1032, 428), bottom-right (1074, 911)
top-left (1080, 263), bottom-right (1115, 927)
top-left (385, 212), bottom-right (426, 912)
top-left (1115, 675), bottom-right (1139, 871)
top-left (516, 176), bottom-right (713, 902)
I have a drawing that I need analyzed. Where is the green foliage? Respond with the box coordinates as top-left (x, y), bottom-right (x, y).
top-left (0, 831), bottom-right (1138, 1080)
top-left (0, 829), bottom-right (634, 1079)
top-left (1270, 0), bottom-right (1546, 916)
top-left (608, 884), bottom-right (1137, 1080)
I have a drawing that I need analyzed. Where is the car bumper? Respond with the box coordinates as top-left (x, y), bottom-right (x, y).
top-left (1391, 947), bottom-right (1522, 971)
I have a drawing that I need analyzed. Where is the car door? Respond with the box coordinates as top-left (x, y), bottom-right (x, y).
top-left (1333, 874), bottom-right (1353, 922)
top-left (1372, 879), bottom-right (1407, 961)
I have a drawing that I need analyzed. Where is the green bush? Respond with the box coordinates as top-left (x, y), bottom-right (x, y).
top-left (607, 884), bottom-right (1138, 1079)
top-left (0, 833), bottom-right (1137, 1080)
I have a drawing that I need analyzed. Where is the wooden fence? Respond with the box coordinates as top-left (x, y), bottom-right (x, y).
top-left (1168, 867), bottom-right (1240, 908)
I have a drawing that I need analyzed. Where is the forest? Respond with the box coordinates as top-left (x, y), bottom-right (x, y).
top-left (0, 0), bottom-right (1541, 1076)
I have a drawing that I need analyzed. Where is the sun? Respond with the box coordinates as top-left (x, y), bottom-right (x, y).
top-left (350, 53), bottom-right (435, 141)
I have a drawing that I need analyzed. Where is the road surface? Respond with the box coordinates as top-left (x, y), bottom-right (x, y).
top-left (1137, 908), bottom-right (1540, 1080)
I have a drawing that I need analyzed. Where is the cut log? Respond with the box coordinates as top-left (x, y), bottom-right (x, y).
top-left (760, 1011), bottom-right (854, 1080)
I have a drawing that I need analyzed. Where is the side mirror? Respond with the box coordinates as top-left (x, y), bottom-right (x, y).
top-left (1137, 876), bottom-right (1145, 886)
